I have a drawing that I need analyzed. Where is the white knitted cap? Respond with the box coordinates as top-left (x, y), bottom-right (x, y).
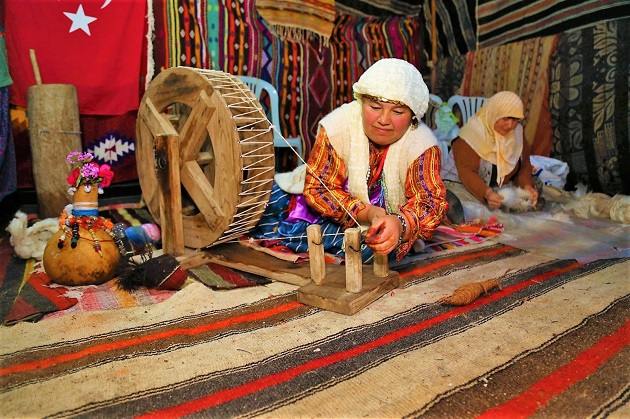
top-left (352, 58), bottom-right (429, 118)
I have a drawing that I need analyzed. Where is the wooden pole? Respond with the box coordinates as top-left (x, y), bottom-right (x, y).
top-left (345, 228), bottom-right (362, 293)
top-left (29, 49), bottom-right (43, 85)
top-left (430, 0), bottom-right (437, 92)
top-left (307, 224), bottom-right (326, 285)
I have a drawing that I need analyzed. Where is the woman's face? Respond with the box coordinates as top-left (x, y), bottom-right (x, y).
top-left (362, 98), bottom-right (413, 147)
top-left (494, 117), bottom-right (519, 136)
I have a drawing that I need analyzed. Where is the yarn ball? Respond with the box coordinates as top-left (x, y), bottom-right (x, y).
top-left (125, 224), bottom-right (161, 247)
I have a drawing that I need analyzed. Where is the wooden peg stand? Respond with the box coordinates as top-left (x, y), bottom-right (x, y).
top-left (296, 225), bottom-right (399, 315)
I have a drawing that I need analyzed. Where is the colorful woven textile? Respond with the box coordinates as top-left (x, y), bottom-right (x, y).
top-left (335, 0), bottom-right (421, 16)
top-left (476, 0), bottom-right (630, 49)
top-left (0, 87), bottom-right (16, 201)
top-left (461, 35), bottom-right (558, 156)
top-left (422, 219), bottom-right (503, 253)
top-left (256, 0), bottom-right (336, 44)
top-left (549, 18), bottom-right (630, 195)
top-left (163, 0), bottom-right (209, 69)
top-left (420, 0), bottom-right (477, 59)
top-left (1, 240), bottom-right (627, 417)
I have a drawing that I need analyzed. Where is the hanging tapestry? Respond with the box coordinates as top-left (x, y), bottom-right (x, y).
top-left (549, 18), bottom-right (629, 195)
top-left (421, 0), bottom-right (476, 60)
top-left (329, 13), bottom-right (424, 107)
top-left (164, 0), bottom-right (209, 69)
top-left (335, 0), bottom-right (421, 16)
top-left (430, 54), bottom-right (467, 101)
top-left (255, 0), bottom-right (336, 44)
top-left (476, 0), bottom-right (630, 49)
top-left (460, 35), bottom-right (558, 157)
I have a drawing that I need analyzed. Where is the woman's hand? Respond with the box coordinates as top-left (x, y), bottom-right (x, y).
top-left (364, 214), bottom-right (402, 255)
top-left (484, 188), bottom-right (504, 209)
top-left (357, 204), bottom-right (387, 225)
top-left (523, 185), bottom-right (538, 207)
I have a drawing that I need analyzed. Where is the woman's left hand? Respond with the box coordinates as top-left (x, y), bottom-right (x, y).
top-left (524, 185), bottom-right (538, 207)
top-left (364, 215), bottom-right (401, 255)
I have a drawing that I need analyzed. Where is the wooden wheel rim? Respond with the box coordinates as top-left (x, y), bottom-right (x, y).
top-left (136, 67), bottom-right (275, 248)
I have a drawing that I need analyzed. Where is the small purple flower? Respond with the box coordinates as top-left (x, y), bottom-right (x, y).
top-left (81, 162), bottom-right (100, 181)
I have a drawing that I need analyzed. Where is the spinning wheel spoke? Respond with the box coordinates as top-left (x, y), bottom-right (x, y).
top-left (180, 161), bottom-right (226, 230)
top-left (178, 90), bottom-right (217, 162)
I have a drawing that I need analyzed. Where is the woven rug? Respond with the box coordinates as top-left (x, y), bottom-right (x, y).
top-left (0, 205), bottom-right (271, 325)
top-left (1, 238), bottom-right (628, 417)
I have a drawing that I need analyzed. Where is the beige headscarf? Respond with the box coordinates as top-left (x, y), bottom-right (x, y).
top-left (458, 91), bottom-right (525, 186)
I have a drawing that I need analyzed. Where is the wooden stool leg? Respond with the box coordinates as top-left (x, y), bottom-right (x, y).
top-left (345, 228), bottom-right (362, 293)
top-left (307, 224), bottom-right (325, 285)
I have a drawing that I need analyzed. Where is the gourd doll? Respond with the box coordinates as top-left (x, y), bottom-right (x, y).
top-left (43, 151), bottom-right (124, 286)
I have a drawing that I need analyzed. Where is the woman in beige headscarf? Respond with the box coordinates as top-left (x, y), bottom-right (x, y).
top-left (443, 91), bottom-right (539, 210)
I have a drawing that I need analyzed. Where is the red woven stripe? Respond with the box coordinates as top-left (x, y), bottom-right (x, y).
top-left (476, 318), bottom-right (630, 419)
top-left (0, 301), bottom-right (303, 377)
top-left (399, 244), bottom-right (514, 278)
top-left (137, 261), bottom-right (581, 418)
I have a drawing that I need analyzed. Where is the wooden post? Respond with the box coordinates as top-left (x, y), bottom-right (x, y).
top-left (430, 0), bottom-right (438, 92)
top-left (373, 253), bottom-right (389, 278)
top-left (141, 98), bottom-right (185, 256)
top-left (345, 228), bottom-right (362, 293)
top-left (156, 135), bottom-right (184, 256)
top-left (27, 84), bottom-right (82, 218)
top-left (307, 224), bottom-right (326, 285)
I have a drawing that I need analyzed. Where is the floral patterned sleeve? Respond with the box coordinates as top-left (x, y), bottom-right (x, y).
top-left (396, 145), bottom-right (449, 260)
top-left (303, 127), bottom-right (366, 228)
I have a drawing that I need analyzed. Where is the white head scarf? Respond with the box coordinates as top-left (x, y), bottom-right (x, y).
top-left (352, 58), bottom-right (429, 118)
top-left (458, 91), bottom-right (525, 186)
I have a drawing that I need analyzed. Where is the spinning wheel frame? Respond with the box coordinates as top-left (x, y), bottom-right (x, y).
top-left (136, 67), bottom-right (275, 249)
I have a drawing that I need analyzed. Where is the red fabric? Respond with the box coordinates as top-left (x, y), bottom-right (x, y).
top-left (5, 0), bottom-right (147, 115)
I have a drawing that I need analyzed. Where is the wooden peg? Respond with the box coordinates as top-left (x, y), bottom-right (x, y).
top-left (345, 228), bottom-right (362, 293)
top-left (373, 253), bottom-right (389, 278)
top-left (307, 224), bottom-right (325, 285)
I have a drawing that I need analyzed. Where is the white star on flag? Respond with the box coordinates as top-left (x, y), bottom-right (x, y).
top-left (64, 5), bottom-right (97, 35)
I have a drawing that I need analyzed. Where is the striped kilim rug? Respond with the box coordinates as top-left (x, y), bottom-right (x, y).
top-left (1, 240), bottom-right (628, 418)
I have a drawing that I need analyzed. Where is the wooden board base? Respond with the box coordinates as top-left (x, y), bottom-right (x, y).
top-left (202, 243), bottom-right (311, 286)
top-left (297, 267), bottom-right (399, 315)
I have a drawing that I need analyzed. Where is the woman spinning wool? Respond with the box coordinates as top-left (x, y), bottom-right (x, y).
top-left (250, 58), bottom-right (448, 262)
top-left (442, 91), bottom-right (542, 211)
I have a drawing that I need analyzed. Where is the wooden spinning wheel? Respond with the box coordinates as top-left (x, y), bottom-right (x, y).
top-left (136, 67), bottom-right (275, 252)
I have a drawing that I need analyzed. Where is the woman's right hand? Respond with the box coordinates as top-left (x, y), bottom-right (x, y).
top-left (484, 188), bottom-right (504, 209)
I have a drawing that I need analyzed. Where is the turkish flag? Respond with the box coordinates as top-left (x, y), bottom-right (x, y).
top-left (6, 0), bottom-right (147, 115)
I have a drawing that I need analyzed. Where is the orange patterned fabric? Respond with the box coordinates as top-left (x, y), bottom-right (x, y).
top-left (461, 35), bottom-right (558, 156)
top-left (255, 0), bottom-right (336, 44)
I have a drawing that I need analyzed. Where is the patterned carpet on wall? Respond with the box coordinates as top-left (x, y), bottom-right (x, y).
top-left (1, 233), bottom-right (628, 417)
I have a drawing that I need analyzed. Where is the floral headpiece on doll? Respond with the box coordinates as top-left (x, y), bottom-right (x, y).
top-left (66, 151), bottom-right (114, 195)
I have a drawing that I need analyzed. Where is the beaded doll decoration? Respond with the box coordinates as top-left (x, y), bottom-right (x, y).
top-left (56, 152), bottom-right (124, 256)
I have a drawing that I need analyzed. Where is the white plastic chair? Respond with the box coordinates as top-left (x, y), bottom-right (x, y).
top-left (237, 76), bottom-right (304, 162)
top-left (446, 94), bottom-right (488, 127)
top-left (423, 94), bottom-right (443, 130)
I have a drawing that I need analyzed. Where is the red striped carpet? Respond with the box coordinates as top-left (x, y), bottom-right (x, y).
top-left (1, 241), bottom-right (628, 418)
